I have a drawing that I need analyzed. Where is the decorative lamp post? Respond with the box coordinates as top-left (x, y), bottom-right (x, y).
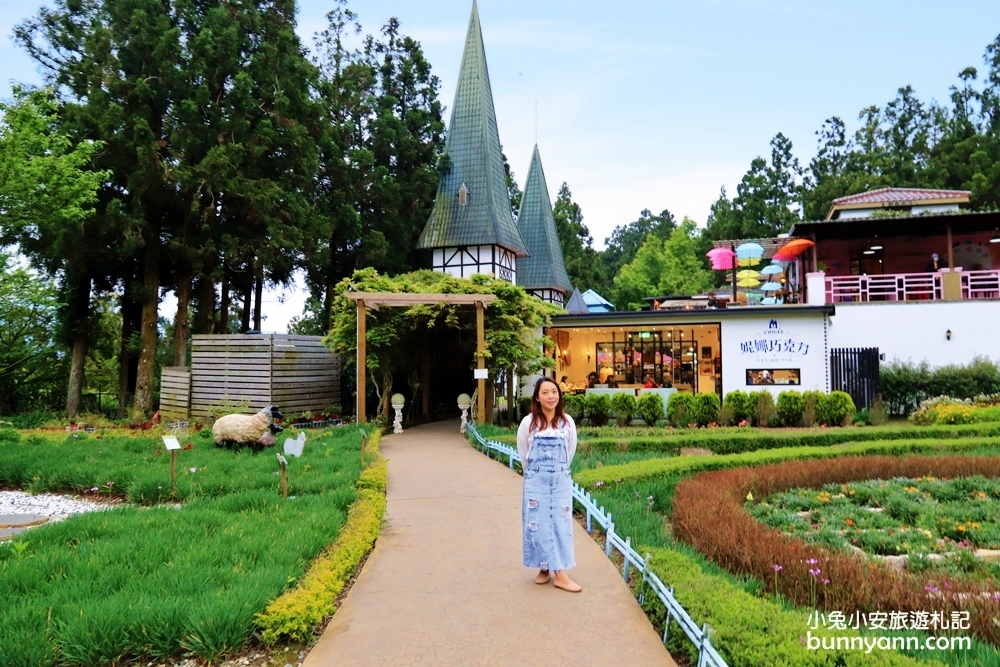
top-left (391, 393), bottom-right (405, 434)
top-left (457, 393), bottom-right (472, 434)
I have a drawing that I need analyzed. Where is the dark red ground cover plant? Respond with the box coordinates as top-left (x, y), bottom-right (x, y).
top-left (672, 455), bottom-right (1000, 645)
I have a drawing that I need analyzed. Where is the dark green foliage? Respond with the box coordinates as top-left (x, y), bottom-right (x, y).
top-left (752, 391), bottom-right (775, 427)
top-left (601, 208), bottom-right (676, 291)
top-left (0, 426), bottom-right (371, 665)
top-left (666, 393), bottom-right (695, 427)
top-left (723, 391), bottom-right (754, 424)
top-left (585, 394), bottom-right (612, 427)
top-left (802, 390), bottom-right (823, 427)
top-left (610, 392), bottom-right (637, 426)
top-left (637, 392), bottom-right (665, 426)
top-left (552, 183), bottom-right (606, 293)
top-left (817, 391), bottom-right (857, 426)
top-left (775, 391), bottom-right (805, 427)
top-left (693, 392), bottom-right (720, 427)
top-left (0, 428), bottom-right (22, 444)
top-left (881, 357), bottom-right (1000, 415)
top-left (563, 394), bottom-right (584, 422)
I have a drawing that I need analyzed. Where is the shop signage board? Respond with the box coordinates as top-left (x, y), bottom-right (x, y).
top-left (721, 314), bottom-right (829, 397)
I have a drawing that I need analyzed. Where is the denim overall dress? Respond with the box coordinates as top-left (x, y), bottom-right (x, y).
top-left (522, 426), bottom-right (575, 571)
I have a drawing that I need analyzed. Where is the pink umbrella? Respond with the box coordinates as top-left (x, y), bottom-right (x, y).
top-left (706, 247), bottom-right (737, 270)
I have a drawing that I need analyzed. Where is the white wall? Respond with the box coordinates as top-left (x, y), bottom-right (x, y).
top-left (721, 313), bottom-right (830, 397)
top-left (828, 301), bottom-right (1000, 366)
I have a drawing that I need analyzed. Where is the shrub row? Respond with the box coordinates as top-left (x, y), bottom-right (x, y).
top-left (881, 356), bottom-right (1000, 415)
top-left (671, 455), bottom-right (1000, 645)
top-left (256, 433), bottom-right (387, 642)
top-left (574, 435), bottom-right (1000, 488)
top-left (641, 547), bottom-right (929, 667)
top-left (720, 390), bottom-right (857, 427)
top-left (574, 421), bottom-right (1000, 458)
top-left (909, 398), bottom-right (1000, 426)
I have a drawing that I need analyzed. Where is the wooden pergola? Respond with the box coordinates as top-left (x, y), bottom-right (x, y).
top-left (344, 292), bottom-right (497, 425)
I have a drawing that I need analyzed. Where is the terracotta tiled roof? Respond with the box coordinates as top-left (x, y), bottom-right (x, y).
top-left (831, 187), bottom-right (970, 206)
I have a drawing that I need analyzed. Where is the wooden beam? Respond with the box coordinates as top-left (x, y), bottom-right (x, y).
top-left (476, 299), bottom-right (485, 425)
top-left (357, 299), bottom-right (366, 424)
top-left (344, 292), bottom-right (496, 307)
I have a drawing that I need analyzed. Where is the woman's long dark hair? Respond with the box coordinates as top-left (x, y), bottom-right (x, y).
top-left (529, 377), bottom-right (566, 433)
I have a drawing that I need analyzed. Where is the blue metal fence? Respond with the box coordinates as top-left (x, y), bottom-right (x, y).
top-left (466, 424), bottom-right (728, 667)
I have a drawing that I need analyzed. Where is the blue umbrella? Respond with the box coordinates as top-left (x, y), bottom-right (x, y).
top-left (736, 242), bottom-right (764, 259)
top-left (760, 265), bottom-right (784, 276)
top-left (761, 281), bottom-right (783, 291)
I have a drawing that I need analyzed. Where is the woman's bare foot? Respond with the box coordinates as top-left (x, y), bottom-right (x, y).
top-left (534, 569), bottom-right (551, 584)
top-left (553, 571), bottom-right (582, 592)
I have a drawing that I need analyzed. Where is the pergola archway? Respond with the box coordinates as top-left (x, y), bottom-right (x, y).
top-left (345, 292), bottom-right (497, 424)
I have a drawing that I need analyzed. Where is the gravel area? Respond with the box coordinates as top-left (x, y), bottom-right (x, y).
top-left (0, 490), bottom-right (109, 523)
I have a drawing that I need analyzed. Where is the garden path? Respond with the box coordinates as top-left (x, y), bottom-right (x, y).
top-left (303, 419), bottom-right (676, 667)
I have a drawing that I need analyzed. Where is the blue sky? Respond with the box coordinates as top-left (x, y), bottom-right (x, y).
top-left (3, 0), bottom-right (1000, 327)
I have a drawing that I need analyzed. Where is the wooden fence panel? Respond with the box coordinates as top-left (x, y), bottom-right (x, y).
top-left (187, 334), bottom-right (341, 418)
top-left (159, 367), bottom-right (190, 419)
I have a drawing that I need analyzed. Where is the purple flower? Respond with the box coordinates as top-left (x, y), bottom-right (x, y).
top-left (925, 586), bottom-right (939, 594)
top-left (189, 467), bottom-right (197, 474)
top-left (88, 487), bottom-right (98, 493)
top-left (773, 564), bottom-right (783, 572)
top-left (594, 481), bottom-right (603, 488)
top-left (822, 578), bottom-right (830, 585)
top-left (808, 568), bottom-right (821, 577)
top-left (105, 481), bottom-right (113, 487)
top-left (805, 558), bottom-right (818, 566)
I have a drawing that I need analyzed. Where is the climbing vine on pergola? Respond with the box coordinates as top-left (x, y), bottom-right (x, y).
top-left (325, 268), bottom-right (559, 423)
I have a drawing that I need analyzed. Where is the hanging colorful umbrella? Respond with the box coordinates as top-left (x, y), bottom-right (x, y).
top-left (736, 278), bottom-right (761, 288)
top-left (761, 281), bottom-right (783, 291)
top-left (760, 265), bottom-right (784, 276)
top-left (736, 242), bottom-right (765, 259)
top-left (736, 270), bottom-right (760, 279)
top-left (706, 247), bottom-right (737, 270)
top-left (772, 238), bottom-right (815, 261)
top-left (737, 257), bottom-right (761, 267)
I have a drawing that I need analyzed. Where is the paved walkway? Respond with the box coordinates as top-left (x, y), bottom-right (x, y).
top-left (303, 420), bottom-right (675, 667)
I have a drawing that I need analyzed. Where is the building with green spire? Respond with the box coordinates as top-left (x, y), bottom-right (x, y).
top-left (516, 145), bottom-right (573, 305)
top-left (416, 1), bottom-right (528, 282)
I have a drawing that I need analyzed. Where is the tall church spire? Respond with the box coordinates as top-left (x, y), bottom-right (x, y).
top-left (516, 145), bottom-right (572, 305)
top-left (417, 1), bottom-right (528, 282)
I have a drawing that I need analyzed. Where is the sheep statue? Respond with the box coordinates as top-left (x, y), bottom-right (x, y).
top-left (255, 422), bottom-right (284, 450)
top-left (213, 405), bottom-right (283, 450)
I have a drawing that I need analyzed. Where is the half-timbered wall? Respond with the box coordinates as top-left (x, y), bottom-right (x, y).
top-left (432, 244), bottom-right (517, 283)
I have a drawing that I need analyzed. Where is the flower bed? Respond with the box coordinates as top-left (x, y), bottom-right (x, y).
top-left (751, 476), bottom-right (1000, 575)
top-left (671, 455), bottom-right (1000, 645)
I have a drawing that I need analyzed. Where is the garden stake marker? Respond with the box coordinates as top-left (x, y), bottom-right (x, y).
top-left (162, 435), bottom-right (182, 487)
top-left (276, 453), bottom-right (288, 498)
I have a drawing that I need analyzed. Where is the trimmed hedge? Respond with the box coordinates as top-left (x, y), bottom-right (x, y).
top-left (642, 548), bottom-right (932, 667)
top-left (256, 431), bottom-right (387, 643)
top-left (693, 393), bottom-right (720, 427)
top-left (723, 391), bottom-right (754, 424)
top-left (775, 391), bottom-right (804, 427)
top-left (575, 435), bottom-right (1000, 488)
top-left (667, 392), bottom-right (695, 427)
top-left (586, 393), bottom-right (612, 426)
top-left (611, 392), bottom-right (637, 427)
top-left (817, 391), bottom-right (856, 426)
top-left (636, 392), bottom-right (664, 426)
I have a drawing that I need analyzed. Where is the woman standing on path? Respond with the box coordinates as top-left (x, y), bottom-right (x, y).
top-left (516, 377), bottom-right (582, 593)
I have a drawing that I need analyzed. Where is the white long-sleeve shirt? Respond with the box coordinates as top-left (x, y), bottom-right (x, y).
top-left (516, 414), bottom-right (577, 467)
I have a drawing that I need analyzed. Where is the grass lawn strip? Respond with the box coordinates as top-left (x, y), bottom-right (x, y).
top-left (256, 431), bottom-right (387, 643)
top-left (0, 426), bottom-right (373, 666)
top-left (574, 436), bottom-right (1000, 488)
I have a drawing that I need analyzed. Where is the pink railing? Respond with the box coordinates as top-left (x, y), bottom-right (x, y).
top-left (825, 269), bottom-right (1000, 303)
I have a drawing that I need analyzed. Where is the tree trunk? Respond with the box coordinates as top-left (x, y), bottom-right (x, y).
top-left (253, 264), bottom-right (263, 331)
top-left (192, 275), bottom-right (216, 335)
top-left (133, 245), bottom-right (160, 417)
top-left (219, 272), bottom-right (230, 334)
top-left (322, 273), bottom-right (334, 333)
top-left (64, 270), bottom-right (92, 418)
top-left (506, 369), bottom-right (515, 427)
top-left (173, 268), bottom-right (191, 366)
top-left (117, 296), bottom-right (133, 418)
top-left (240, 269), bottom-right (252, 333)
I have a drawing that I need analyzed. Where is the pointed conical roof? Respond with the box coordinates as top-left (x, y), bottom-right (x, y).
top-left (515, 145), bottom-right (572, 292)
top-left (565, 288), bottom-right (589, 314)
top-left (417, 2), bottom-right (528, 257)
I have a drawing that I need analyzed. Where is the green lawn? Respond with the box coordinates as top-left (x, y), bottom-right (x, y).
top-left (0, 425), bottom-right (371, 666)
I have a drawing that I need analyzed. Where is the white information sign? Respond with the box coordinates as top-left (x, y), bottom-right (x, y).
top-left (473, 368), bottom-right (488, 380)
top-left (162, 436), bottom-right (181, 451)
